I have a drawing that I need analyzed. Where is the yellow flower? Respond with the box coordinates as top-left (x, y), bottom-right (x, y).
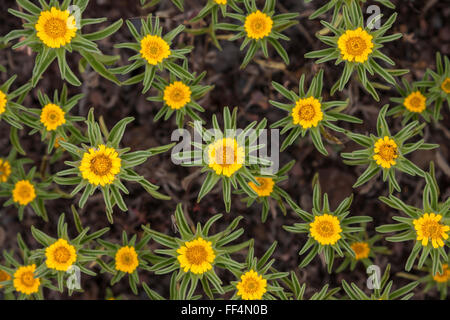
top-left (248, 177), bottom-right (274, 197)
top-left (115, 246), bottom-right (139, 274)
top-left (207, 138), bottom-right (245, 177)
top-left (440, 78), bottom-right (450, 94)
top-left (0, 90), bottom-right (7, 114)
top-left (140, 35), bottom-right (171, 65)
top-left (372, 136), bottom-right (398, 169)
top-left (403, 91), bottom-right (426, 113)
top-left (0, 269), bottom-right (11, 288)
top-left (214, 0), bottom-right (227, 4)
top-left (236, 270), bottom-right (267, 300)
top-left (244, 10), bottom-right (273, 40)
top-left (35, 7), bottom-right (77, 48)
top-left (291, 96), bottom-right (323, 128)
top-left (177, 237), bottom-right (215, 274)
top-left (54, 136), bottom-right (65, 149)
top-left (433, 264), bottom-right (450, 283)
top-left (0, 158), bottom-right (11, 183)
top-left (40, 103), bottom-right (66, 131)
top-left (350, 242), bottom-right (370, 260)
top-left (413, 213), bottom-right (449, 248)
top-left (79, 144), bottom-right (121, 186)
top-left (12, 180), bottom-right (36, 206)
top-left (337, 28), bottom-right (374, 63)
top-left (13, 264), bottom-right (40, 295)
top-left (45, 238), bottom-right (77, 271)
top-left (163, 81), bottom-right (191, 110)
top-left (310, 214), bottom-right (342, 245)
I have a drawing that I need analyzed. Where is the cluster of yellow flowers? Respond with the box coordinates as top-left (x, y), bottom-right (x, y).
top-left (0, 0), bottom-right (448, 301)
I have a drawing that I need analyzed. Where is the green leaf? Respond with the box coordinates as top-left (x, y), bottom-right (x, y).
top-left (79, 50), bottom-right (121, 85)
top-left (197, 172), bottom-right (220, 202)
top-left (84, 19), bottom-right (123, 41)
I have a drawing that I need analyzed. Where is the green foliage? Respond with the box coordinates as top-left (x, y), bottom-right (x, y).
top-left (341, 104), bottom-right (439, 193)
top-left (54, 108), bottom-right (172, 223)
top-left (149, 61), bottom-right (213, 128)
top-left (376, 162), bottom-right (449, 276)
top-left (29, 212), bottom-right (109, 295)
top-left (283, 176), bottom-right (372, 273)
top-left (341, 264), bottom-right (419, 300)
top-left (142, 203), bottom-right (251, 299)
top-left (270, 70), bottom-right (362, 155)
top-left (217, 0), bottom-right (299, 68)
top-left (113, 14), bottom-right (193, 93)
top-left (305, 1), bottom-right (406, 101)
top-left (5, 0), bottom-right (122, 86)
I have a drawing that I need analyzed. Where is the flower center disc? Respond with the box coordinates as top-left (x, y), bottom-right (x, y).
top-left (352, 244), bottom-right (365, 255)
top-left (422, 221), bottom-right (442, 238)
top-left (170, 89), bottom-right (185, 102)
top-left (251, 19), bottom-right (265, 32)
top-left (90, 155), bottom-right (112, 176)
top-left (409, 97), bottom-right (422, 109)
top-left (53, 247), bottom-right (71, 264)
top-left (215, 146), bottom-right (237, 166)
top-left (18, 185), bottom-right (32, 199)
top-left (121, 253), bottom-right (134, 265)
top-left (256, 178), bottom-right (266, 189)
top-left (298, 104), bottom-right (315, 121)
top-left (243, 278), bottom-right (259, 294)
top-left (20, 272), bottom-right (36, 288)
top-left (44, 18), bottom-right (67, 38)
top-left (47, 111), bottom-right (60, 122)
top-left (147, 42), bottom-right (161, 56)
top-left (317, 221), bottom-right (335, 238)
top-left (378, 144), bottom-right (397, 162)
top-left (185, 245), bottom-right (208, 265)
top-left (345, 37), bottom-right (367, 56)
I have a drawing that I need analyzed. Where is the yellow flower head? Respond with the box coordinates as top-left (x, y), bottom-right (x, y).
top-left (404, 91), bottom-right (426, 113)
top-left (244, 10), bottom-right (273, 40)
top-left (40, 103), bottom-right (66, 131)
top-left (236, 270), bottom-right (267, 300)
top-left (13, 264), bottom-right (40, 295)
top-left (337, 28), bottom-right (374, 63)
top-left (0, 90), bottom-right (7, 114)
top-left (0, 158), bottom-right (11, 183)
top-left (413, 213), bottom-right (449, 248)
top-left (433, 264), bottom-right (450, 283)
top-left (79, 144), bottom-right (121, 186)
top-left (207, 138), bottom-right (245, 177)
top-left (115, 246), bottom-right (139, 274)
top-left (214, 0), bottom-right (227, 4)
top-left (54, 136), bottom-right (65, 149)
top-left (163, 81), bottom-right (191, 110)
top-left (45, 238), bottom-right (77, 271)
top-left (373, 136), bottom-right (398, 169)
top-left (248, 177), bottom-right (274, 197)
top-left (351, 242), bottom-right (370, 260)
top-left (35, 7), bottom-right (77, 48)
top-left (140, 35), bottom-right (171, 65)
top-left (177, 237), bottom-right (215, 274)
top-left (310, 214), bottom-right (342, 245)
top-left (0, 269), bottom-right (11, 288)
top-left (440, 78), bottom-right (450, 94)
top-left (291, 96), bottom-right (323, 128)
top-left (12, 180), bottom-right (36, 206)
